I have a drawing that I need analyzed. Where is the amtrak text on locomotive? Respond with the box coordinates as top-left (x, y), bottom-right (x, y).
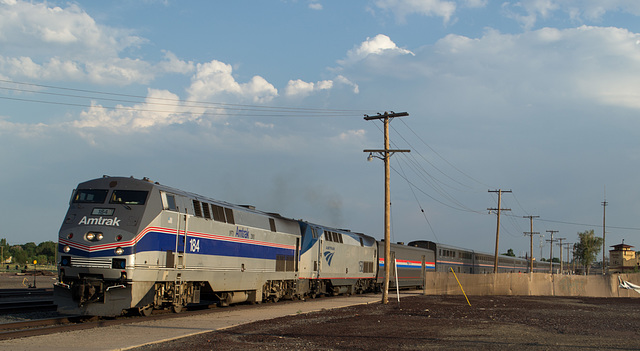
top-left (78, 216), bottom-right (121, 226)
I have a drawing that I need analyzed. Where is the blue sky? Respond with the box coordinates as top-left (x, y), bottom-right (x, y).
top-left (2, 0), bottom-right (640, 262)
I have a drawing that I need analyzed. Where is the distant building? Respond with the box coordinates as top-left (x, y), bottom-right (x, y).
top-left (609, 241), bottom-right (639, 273)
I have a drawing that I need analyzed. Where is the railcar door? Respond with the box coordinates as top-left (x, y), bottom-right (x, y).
top-left (316, 234), bottom-right (323, 279)
top-left (176, 214), bottom-right (188, 269)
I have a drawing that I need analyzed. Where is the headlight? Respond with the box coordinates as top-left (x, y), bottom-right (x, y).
top-left (85, 232), bottom-right (104, 241)
top-left (67, 233), bottom-right (73, 239)
top-left (63, 245), bottom-right (71, 253)
top-left (115, 247), bottom-right (124, 255)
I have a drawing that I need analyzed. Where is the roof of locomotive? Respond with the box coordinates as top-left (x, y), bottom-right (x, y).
top-left (77, 176), bottom-right (299, 223)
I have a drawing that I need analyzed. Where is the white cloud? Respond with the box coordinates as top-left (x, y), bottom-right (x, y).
top-left (0, 117), bottom-right (49, 139)
top-left (72, 88), bottom-right (193, 132)
top-left (503, 0), bottom-right (640, 30)
top-left (187, 60), bottom-right (278, 103)
top-left (335, 75), bottom-right (360, 94)
top-left (462, 0), bottom-right (487, 8)
top-left (285, 79), bottom-right (333, 97)
top-left (157, 50), bottom-right (195, 75)
top-left (374, 0), bottom-right (457, 23)
top-left (309, 2), bottom-right (323, 10)
top-left (0, 1), bottom-right (172, 84)
top-left (334, 129), bottom-right (367, 143)
top-left (419, 26), bottom-right (640, 113)
top-left (339, 34), bottom-right (414, 66)
top-left (0, 1), bottom-right (143, 58)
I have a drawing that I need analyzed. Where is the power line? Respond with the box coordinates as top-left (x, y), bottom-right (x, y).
top-left (0, 78), bottom-right (369, 117)
top-left (397, 118), bottom-right (493, 188)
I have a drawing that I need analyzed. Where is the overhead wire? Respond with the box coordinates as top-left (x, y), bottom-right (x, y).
top-left (0, 78), bottom-right (369, 117)
top-left (372, 121), bottom-right (483, 213)
top-left (394, 155), bottom-right (441, 243)
top-left (398, 118), bottom-right (493, 188)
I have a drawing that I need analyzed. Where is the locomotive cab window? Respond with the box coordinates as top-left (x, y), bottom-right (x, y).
top-left (161, 192), bottom-right (177, 211)
top-left (73, 189), bottom-right (108, 204)
top-left (110, 190), bottom-right (148, 205)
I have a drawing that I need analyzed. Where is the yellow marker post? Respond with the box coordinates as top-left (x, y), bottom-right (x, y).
top-left (450, 267), bottom-right (471, 306)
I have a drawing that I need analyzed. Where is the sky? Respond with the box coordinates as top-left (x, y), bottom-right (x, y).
top-left (2, 0), bottom-right (640, 262)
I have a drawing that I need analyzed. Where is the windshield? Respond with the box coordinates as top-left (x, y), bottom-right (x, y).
top-left (73, 189), bottom-right (109, 204)
top-left (110, 190), bottom-right (148, 205)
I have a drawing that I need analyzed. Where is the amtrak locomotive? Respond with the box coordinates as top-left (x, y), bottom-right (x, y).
top-left (55, 176), bottom-right (435, 316)
top-left (55, 176), bottom-right (552, 316)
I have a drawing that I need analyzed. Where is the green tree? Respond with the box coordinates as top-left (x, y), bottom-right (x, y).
top-left (502, 248), bottom-right (516, 257)
top-left (23, 242), bottom-right (37, 257)
top-left (36, 241), bottom-right (56, 260)
top-left (573, 229), bottom-right (603, 275)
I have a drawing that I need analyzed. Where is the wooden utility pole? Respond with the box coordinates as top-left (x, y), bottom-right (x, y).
top-left (556, 237), bottom-right (566, 274)
top-left (564, 243), bottom-right (573, 274)
top-left (546, 230), bottom-right (558, 274)
top-left (364, 111), bottom-right (410, 305)
top-left (523, 215), bottom-right (540, 274)
top-left (488, 189), bottom-right (511, 273)
top-left (602, 198), bottom-right (608, 275)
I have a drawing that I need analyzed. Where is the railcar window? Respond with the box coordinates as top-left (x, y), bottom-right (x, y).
top-left (202, 203), bottom-right (211, 219)
top-left (73, 189), bottom-right (108, 203)
top-left (212, 204), bottom-right (225, 222)
top-left (165, 194), bottom-right (177, 211)
top-left (337, 233), bottom-right (343, 243)
top-left (325, 231), bottom-right (332, 242)
top-left (311, 228), bottom-right (318, 239)
top-left (269, 218), bottom-right (276, 232)
top-left (193, 200), bottom-right (203, 217)
top-left (225, 208), bottom-right (235, 224)
top-left (110, 190), bottom-right (148, 205)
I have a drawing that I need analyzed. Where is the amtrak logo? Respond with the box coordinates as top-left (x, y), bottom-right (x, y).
top-left (78, 216), bottom-right (120, 226)
top-left (323, 251), bottom-right (335, 266)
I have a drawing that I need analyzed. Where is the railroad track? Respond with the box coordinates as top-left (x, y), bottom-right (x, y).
top-left (0, 288), bottom-right (56, 314)
top-left (0, 296), bottom-right (316, 341)
top-left (0, 303), bottom-right (220, 341)
top-left (0, 288), bottom-right (52, 298)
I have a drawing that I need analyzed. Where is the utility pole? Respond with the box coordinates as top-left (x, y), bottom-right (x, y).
top-left (546, 230), bottom-right (558, 274)
top-left (556, 237), bottom-right (566, 274)
top-left (564, 243), bottom-right (573, 275)
top-left (523, 215), bottom-right (540, 274)
top-left (364, 111), bottom-right (410, 305)
top-left (488, 189), bottom-right (511, 273)
top-left (602, 197), bottom-right (608, 275)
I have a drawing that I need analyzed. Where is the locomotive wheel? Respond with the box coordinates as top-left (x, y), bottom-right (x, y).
top-left (138, 305), bottom-right (153, 317)
top-left (171, 304), bottom-right (183, 313)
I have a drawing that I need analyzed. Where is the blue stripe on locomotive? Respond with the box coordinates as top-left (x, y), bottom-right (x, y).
top-left (135, 231), bottom-right (294, 260)
top-left (63, 231), bottom-right (294, 260)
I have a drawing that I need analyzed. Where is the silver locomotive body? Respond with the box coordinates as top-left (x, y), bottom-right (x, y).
top-left (55, 176), bottom-right (301, 316)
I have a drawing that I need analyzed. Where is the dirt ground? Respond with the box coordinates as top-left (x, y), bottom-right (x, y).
top-left (135, 294), bottom-right (640, 351)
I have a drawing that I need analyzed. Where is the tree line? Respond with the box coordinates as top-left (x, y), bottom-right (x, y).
top-left (0, 239), bottom-right (56, 268)
top-left (0, 229), bottom-right (628, 273)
